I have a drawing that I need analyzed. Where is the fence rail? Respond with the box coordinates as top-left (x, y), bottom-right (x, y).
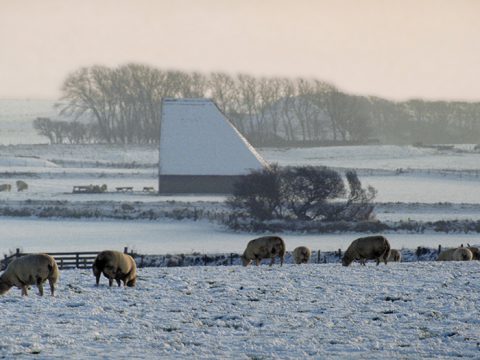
top-left (0, 247), bottom-right (135, 270)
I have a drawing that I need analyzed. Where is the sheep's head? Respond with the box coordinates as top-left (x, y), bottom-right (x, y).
top-left (241, 255), bottom-right (251, 267)
top-left (126, 276), bottom-right (137, 287)
top-left (0, 279), bottom-right (11, 295)
top-left (341, 254), bottom-right (353, 267)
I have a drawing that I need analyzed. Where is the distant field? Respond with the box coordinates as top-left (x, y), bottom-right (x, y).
top-left (0, 143), bottom-right (479, 203)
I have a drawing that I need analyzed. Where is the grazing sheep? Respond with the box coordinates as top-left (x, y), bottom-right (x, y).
top-left (92, 250), bottom-right (137, 287)
top-left (0, 184), bottom-right (11, 192)
top-left (292, 246), bottom-right (311, 264)
top-left (0, 254), bottom-right (59, 296)
top-left (437, 247), bottom-right (473, 261)
top-left (342, 235), bottom-right (391, 266)
top-left (241, 236), bottom-right (286, 267)
top-left (437, 248), bottom-right (456, 261)
top-left (15, 180), bottom-right (28, 192)
top-left (452, 247), bottom-right (473, 261)
top-left (467, 244), bottom-right (480, 260)
top-left (387, 249), bottom-right (402, 262)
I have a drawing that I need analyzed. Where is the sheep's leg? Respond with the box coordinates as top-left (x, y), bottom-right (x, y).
top-left (280, 256), bottom-right (284, 267)
top-left (37, 283), bottom-right (44, 296)
top-left (116, 279), bottom-right (121, 287)
top-left (255, 259), bottom-right (260, 266)
top-left (269, 257), bottom-right (275, 266)
top-left (109, 278), bottom-right (113, 287)
top-left (21, 286), bottom-right (28, 296)
top-left (48, 278), bottom-right (55, 296)
top-left (376, 258), bottom-right (380, 266)
top-left (95, 273), bottom-right (101, 286)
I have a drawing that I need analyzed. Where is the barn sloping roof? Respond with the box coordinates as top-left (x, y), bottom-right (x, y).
top-left (159, 98), bottom-right (268, 176)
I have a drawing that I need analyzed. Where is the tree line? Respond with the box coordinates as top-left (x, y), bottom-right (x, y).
top-left (34, 63), bottom-right (480, 145)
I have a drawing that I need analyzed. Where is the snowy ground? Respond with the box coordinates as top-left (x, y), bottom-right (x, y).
top-left (1, 262), bottom-right (479, 358)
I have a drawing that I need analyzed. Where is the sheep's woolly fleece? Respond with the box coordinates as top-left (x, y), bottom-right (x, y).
top-left (1, 262), bottom-right (479, 358)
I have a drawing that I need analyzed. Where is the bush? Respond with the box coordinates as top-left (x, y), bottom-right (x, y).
top-left (227, 165), bottom-right (376, 225)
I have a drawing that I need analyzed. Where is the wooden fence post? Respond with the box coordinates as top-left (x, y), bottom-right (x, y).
top-left (204, 254), bottom-right (208, 266)
top-left (76, 253), bottom-right (80, 268)
top-left (124, 247), bottom-right (128, 254)
top-left (317, 250), bottom-right (321, 263)
top-left (230, 253), bottom-right (234, 265)
top-left (16, 248), bottom-right (20, 258)
top-left (438, 245), bottom-right (442, 254)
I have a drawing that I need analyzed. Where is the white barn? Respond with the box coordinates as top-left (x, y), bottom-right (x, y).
top-left (159, 98), bottom-right (269, 194)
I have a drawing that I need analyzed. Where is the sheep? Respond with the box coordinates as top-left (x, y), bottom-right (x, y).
top-left (0, 184), bottom-right (11, 192)
top-left (387, 249), bottom-right (402, 262)
top-left (437, 247), bottom-right (473, 261)
top-left (0, 254), bottom-right (59, 296)
top-left (292, 246), bottom-right (311, 264)
top-left (92, 250), bottom-right (137, 287)
top-left (16, 180), bottom-right (28, 192)
top-left (452, 248), bottom-right (473, 261)
top-left (467, 244), bottom-right (480, 260)
top-left (241, 236), bottom-right (286, 267)
top-left (342, 235), bottom-right (391, 266)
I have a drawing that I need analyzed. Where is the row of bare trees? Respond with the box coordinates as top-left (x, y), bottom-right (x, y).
top-left (54, 64), bottom-right (371, 145)
top-left (40, 63), bottom-right (480, 145)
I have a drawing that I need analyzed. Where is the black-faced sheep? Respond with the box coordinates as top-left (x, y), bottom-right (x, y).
top-left (292, 246), bottom-right (311, 264)
top-left (0, 254), bottom-right (59, 296)
top-left (342, 235), bottom-right (391, 266)
top-left (241, 236), bottom-right (286, 267)
top-left (387, 249), bottom-right (402, 262)
top-left (92, 250), bottom-right (137, 287)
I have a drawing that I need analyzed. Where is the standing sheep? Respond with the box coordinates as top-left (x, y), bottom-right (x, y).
top-left (292, 246), bottom-right (311, 264)
top-left (92, 250), bottom-right (137, 287)
top-left (16, 180), bottom-right (28, 191)
top-left (241, 236), bottom-right (286, 267)
top-left (387, 249), bottom-right (402, 262)
top-left (342, 235), bottom-right (391, 266)
top-left (0, 254), bottom-right (59, 296)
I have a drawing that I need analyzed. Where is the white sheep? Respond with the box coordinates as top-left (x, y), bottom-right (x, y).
top-left (241, 236), bottom-right (286, 267)
top-left (16, 180), bottom-right (28, 191)
top-left (0, 184), bottom-right (12, 192)
top-left (0, 254), bottom-right (59, 296)
top-left (387, 249), bottom-right (402, 262)
top-left (342, 235), bottom-right (391, 266)
top-left (438, 247), bottom-right (473, 261)
top-left (92, 250), bottom-right (137, 286)
top-left (292, 246), bottom-right (311, 264)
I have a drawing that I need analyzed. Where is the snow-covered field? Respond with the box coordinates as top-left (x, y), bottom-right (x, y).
top-left (0, 142), bottom-right (479, 255)
top-left (1, 262), bottom-right (479, 358)
top-left (1, 143), bottom-right (479, 204)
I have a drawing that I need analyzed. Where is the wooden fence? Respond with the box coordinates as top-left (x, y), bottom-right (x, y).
top-left (1, 247), bottom-right (136, 270)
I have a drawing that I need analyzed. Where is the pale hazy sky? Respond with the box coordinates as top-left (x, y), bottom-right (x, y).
top-left (1, 0), bottom-right (479, 101)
